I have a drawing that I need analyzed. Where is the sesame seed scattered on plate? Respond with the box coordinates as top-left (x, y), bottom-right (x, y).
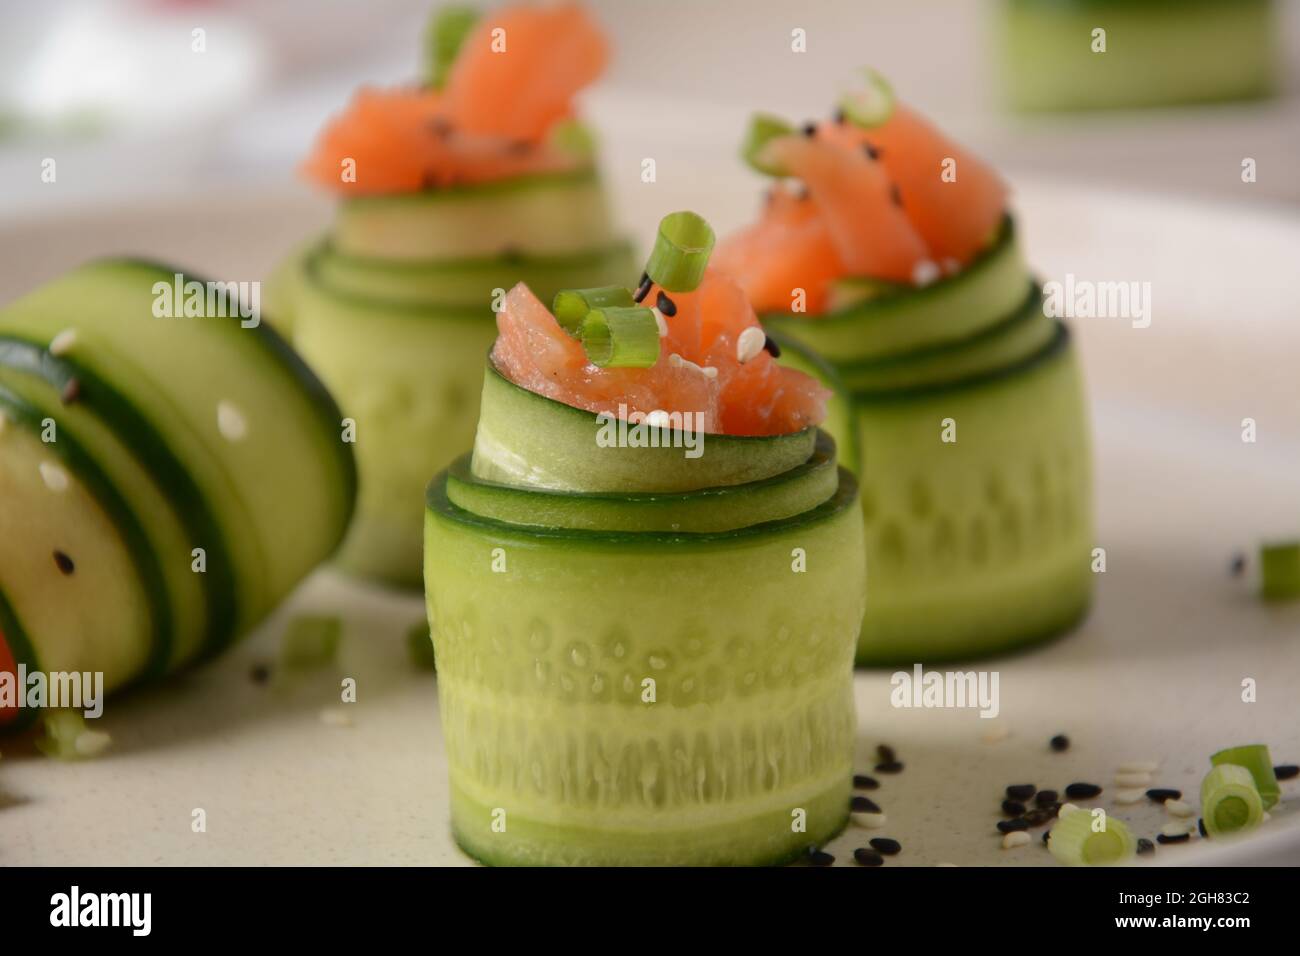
top-left (1160, 819), bottom-right (1193, 838)
top-left (853, 811), bottom-right (887, 829)
top-left (1145, 788), bottom-right (1181, 803)
top-left (1050, 734), bottom-right (1070, 752)
top-left (1065, 782), bottom-right (1102, 799)
top-left (853, 847), bottom-right (884, 866)
top-left (1114, 789), bottom-right (1145, 805)
top-left (1166, 800), bottom-right (1195, 818)
top-left (1118, 760), bottom-right (1160, 773)
top-left (1002, 831), bottom-right (1031, 849)
top-left (1115, 772), bottom-right (1152, 788)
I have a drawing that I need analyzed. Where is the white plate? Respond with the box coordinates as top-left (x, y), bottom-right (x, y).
top-left (1, 179), bottom-right (1298, 866)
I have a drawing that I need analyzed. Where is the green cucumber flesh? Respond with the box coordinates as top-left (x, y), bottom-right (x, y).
top-left (424, 469), bottom-right (864, 865)
top-left (446, 431), bottom-right (839, 533)
top-left (0, 347), bottom-right (217, 669)
top-left (852, 327), bottom-right (1093, 663)
top-left (472, 360), bottom-right (819, 494)
top-left (0, 387), bottom-right (163, 691)
top-left (0, 260), bottom-right (355, 622)
top-left (761, 216), bottom-right (1029, 365)
top-left (309, 239), bottom-right (637, 310)
top-left (0, 585), bottom-right (41, 732)
top-left (837, 283), bottom-right (1052, 395)
top-left (767, 330), bottom-right (860, 475)
top-left (334, 170), bottom-right (619, 261)
top-left (1001, 0), bottom-right (1276, 112)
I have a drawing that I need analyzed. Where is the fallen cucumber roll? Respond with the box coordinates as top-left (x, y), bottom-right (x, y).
top-left (0, 260), bottom-right (355, 730)
top-left (271, 5), bottom-right (635, 587)
top-left (424, 212), bottom-right (865, 865)
top-left (718, 81), bottom-right (1094, 664)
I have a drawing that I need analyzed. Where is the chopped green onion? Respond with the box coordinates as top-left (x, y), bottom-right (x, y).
top-left (547, 119), bottom-right (598, 160)
top-left (425, 5), bottom-right (479, 89)
top-left (839, 68), bottom-right (895, 129)
top-left (1047, 806), bottom-right (1136, 866)
top-left (1200, 764), bottom-right (1264, 838)
top-left (644, 211), bottom-right (715, 293)
top-left (1211, 744), bottom-right (1280, 809)
top-left (407, 620), bottom-right (437, 672)
top-left (552, 286), bottom-right (635, 336)
top-left (580, 307), bottom-right (660, 368)
top-left (1260, 541), bottom-right (1300, 600)
top-left (741, 113), bottom-right (794, 176)
top-left (36, 709), bottom-right (111, 761)
top-left (280, 614), bottom-right (342, 670)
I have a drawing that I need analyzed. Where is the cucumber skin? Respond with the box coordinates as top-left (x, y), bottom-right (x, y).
top-left (424, 472), bottom-right (864, 866)
top-left (852, 329), bottom-right (1093, 664)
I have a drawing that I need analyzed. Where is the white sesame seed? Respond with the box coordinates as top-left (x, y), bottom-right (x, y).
top-left (668, 352), bottom-right (684, 369)
top-left (1058, 802), bottom-right (1082, 818)
top-left (980, 722), bottom-right (1009, 744)
top-left (39, 461), bottom-right (69, 492)
top-left (318, 707), bottom-right (352, 727)
top-left (1117, 760), bottom-right (1160, 773)
top-left (1114, 788), bottom-right (1145, 805)
top-left (912, 259), bottom-right (941, 286)
top-left (736, 326), bottom-right (766, 364)
top-left (851, 811), bottom-right (887, 829)
top-left (645, 410), bottom-right (670, 428)
top-left (652, 308), bottom-right (668, 337)
top-left (1160, 819), bottom-right (1193, 838)
top-left (73, 729), bottom-right (112, 757)
top-left (1002, 831), bottom-right (1031, 849)
top-left (216, 401), bottom-right (248, 442)
top-left (701, 365), bottom-right (718, 380)
top-left (49, 329), bottom-right (78, 356)
top-left (1165, 800), bottom-right (1194, 818)
top-left (1115, 771), bottom-right (1152, 788)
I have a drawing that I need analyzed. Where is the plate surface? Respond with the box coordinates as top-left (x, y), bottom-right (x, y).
top-left (0, 178), bottom-right (1297, 866)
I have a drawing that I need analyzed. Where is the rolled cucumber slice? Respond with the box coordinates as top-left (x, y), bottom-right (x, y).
top-left (768, 331), bottom-right (860, 475)
top-left (424, 467), bottom-right (864, 866)
top-left (761, 216), bottom-right (1029, 366)
top-left (853, 326), bottom-right (1093, 663)
top-left (471, 360), bottom-right (819, 493)
top-left (334, 170), bottom-right (620, 261)
top-left (447, 431), bottom-right (838, 533)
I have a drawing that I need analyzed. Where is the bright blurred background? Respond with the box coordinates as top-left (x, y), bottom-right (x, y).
top-left (2, 0), bottom-right (1298, 220)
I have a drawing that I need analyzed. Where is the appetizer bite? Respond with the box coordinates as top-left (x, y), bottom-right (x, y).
top-left (716, 74), bottom-right (1093, 664)
top-left (424, 212), bottom-right (865, 865)
top-left (0, 261), bottom-right (355, 731)
top-left (271, 3), bottom-right (634, 587)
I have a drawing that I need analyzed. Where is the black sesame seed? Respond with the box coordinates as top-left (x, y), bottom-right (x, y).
top-left (850, 795), bottom-right (881, 814)
top-left (1198, 817), bottom-right (1208, 838)
top-left (53, 550), bottom-right (75, 575)
top-left (869, 837), bottom-right (901, 856)
top-left (1035, 789), bottom-right (1058, 807)
top-left (801, 121), bottom-right (817, 137)
top-left (853, 774), bottom-right (879, 790)
top-left (655, 291), bottom-right (677, 317)
top-left (853, 847), bottom-right (884, 866)
top-left (249, 663), bottom-right (271, 685)
top-left (1156, 832), bottom-right (1190, 845)
top-left (1050, 734), bottom-right (1070, 752)
top-left (61, 377), bottom-right (81, 404)
top-left (1274, 764), bottom-right (1299, 781)
top-left (1045, 802), bottom-right (1062, 818)
top-left (1005, 784), bottom-right (1036, 801)
top-left (1229, 552), bottom-right (1247, 577)
top-left (1145, 788), bottom-right (1181, 803)
top-left (1002, 799), bottom-right (1027, 817)
top-left (633, 273), bottom-right (652, 303)
top-left (876, 743), bottom-right (896, 763)
top-left (1065, 782), bottom-right (1102, 799)
top-left (1023, 808), bottom-right (1054, 827)
top-left (808, 848), bottom-right (835, 866)
top-left (1042, 830), bottom-right (1052, 845)
top-left (874, 761), bottom-right (904, 774)
top-left (1136, 838), bottom-right (1155, 855)
top-left (862, 141), bottom-right (880, 161)
top-left (997, 818), bottom-right (1028, 834)
top-left (761, 335), bottom-right (781, 358)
